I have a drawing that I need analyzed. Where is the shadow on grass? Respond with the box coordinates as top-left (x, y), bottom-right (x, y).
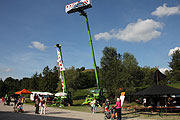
top-left (0, 111), bottom-right (82, 120)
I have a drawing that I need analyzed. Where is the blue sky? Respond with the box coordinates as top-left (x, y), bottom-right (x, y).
top-left (0, 0), bottom-right (180, 80)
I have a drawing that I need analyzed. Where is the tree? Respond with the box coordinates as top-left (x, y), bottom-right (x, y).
top-left (42, 66), bottom-right (54, 92)
top-left (169, 50), bottom-right (180, 71)
top-left (0, 80), bottom-right (6, 97)
top-left (169, 50), bottom-right (180, 82)
top-left (29, 72), bottom-right (39, 91)
top-left (19, 77), bottom-right (31, 90)
top-left (100, 47), bottom-right (123, 97)
top-left (4, 77), bottom-right (19, 94)
top-left (50, 66), bottom-right (59, 92)
top-left (122, 52), bottom-right (142, 93)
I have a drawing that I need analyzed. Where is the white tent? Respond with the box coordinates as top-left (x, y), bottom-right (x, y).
top-left (55, 92), bottom-right (67, 97)
top-left (30, 92), bottom-right (53, 101)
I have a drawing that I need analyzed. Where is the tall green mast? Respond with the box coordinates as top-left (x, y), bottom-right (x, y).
top-left (80, 11), bottom-right (100, 89)
top-left (55, 44), bottom-right (67, 93)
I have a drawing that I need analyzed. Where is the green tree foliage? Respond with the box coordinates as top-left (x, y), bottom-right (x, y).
top-left (65, 66), bottom-right (79, 90)
top-left (140, 67), bottom-right (155, 86)
top-left (100, 47), bottom-right (147, 97)
top-left (40, 66), bottom-right (59, 92)
top-left (29, 72), bottom-right (39, 91)
top-left (0, 79), bottom-right (7, 97)
top-left (1, 46), bottom-right (180, 99)
top-left (65, 67), bottom-right (96, 90)
top-left (100, 47), bottom-right (123, 97)
top-left (169, 50), bottom-right (180, 71)
top-left (169, 50), bottom-right (180, 82)
top-left (122, 52), bottom-right (143, 93)
top-left (4, 77), bottom-right (19, 94)
top-left (19, 77), bottom-right (31, 90)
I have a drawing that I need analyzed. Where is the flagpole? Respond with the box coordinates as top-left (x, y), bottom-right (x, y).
top-left (55, 44), bottom-right (67, 93)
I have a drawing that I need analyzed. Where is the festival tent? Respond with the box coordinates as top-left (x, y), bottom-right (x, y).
top-left (55, 92), bottom-right (67, 97)
top-left (134, 69), bottom-right (180, 107)
top-left (134, 69), bottom-right (180, 95)
top-left (15, 89), bottom-right (32, 94)
top-left (134, 85), bottom-right (180, 96)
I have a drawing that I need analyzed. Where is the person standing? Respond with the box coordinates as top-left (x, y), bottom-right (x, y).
top-left (90, 98), bottom-right (97, 113)
top-left (40, 97), bottom-right (47, 115)
top-left (35, 96), bottom-right (40, 114)
top-left (143, 98), bottom-right (146, 106)
top-left (115, 98), bottom-right (121, 120)
top-left (105, 97), bottom-right (110, 110)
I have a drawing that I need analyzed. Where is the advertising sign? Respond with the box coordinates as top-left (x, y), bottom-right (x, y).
top-left (65, 0), bottom-right (92, 14)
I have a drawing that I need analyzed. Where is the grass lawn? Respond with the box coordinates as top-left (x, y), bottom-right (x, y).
top-left (168, 82), bottom-right (180, 89)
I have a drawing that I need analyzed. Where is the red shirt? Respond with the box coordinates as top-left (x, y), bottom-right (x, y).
top-left (116, 101), bottom-right (121, 109)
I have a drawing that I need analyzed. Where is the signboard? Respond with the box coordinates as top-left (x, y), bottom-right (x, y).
top-left (65, 0), bottom-right (92, 14)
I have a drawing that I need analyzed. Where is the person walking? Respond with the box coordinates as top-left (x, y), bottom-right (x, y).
top-left (34, 96), bottom-right (40, 114)
top-left (115, 98), bottom-right (121, 120)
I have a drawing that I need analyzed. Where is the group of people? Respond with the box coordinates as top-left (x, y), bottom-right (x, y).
top-left (2, 94), bottom-right (25, 113)
top-left (2, 94), bottom-right (11, 105)
top-left (90, 97), bottom-right (122, 120)
top-left (34, 94), bottom-right (47, 115)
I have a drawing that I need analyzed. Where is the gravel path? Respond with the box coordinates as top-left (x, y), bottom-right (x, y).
top-left (0, 100), bottom-right (150, 120)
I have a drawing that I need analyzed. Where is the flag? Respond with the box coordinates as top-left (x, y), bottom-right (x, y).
top-left (56, 48), bottom-right (65, 92)
top-left (56, 49), bottom-right (65, 71)
top-left (59, 72), bottom-right (64, 93)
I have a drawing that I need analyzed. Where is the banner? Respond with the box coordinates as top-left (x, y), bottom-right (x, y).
top-left (59, 72), bottom-right (64, 93)
top-left (56, 48), bottom-right (65, 92)
top-left (56, 49), bottom-right (65, 71)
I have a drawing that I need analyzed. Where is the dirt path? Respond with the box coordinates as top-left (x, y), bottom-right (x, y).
top-left (0, 100), bottom-right (151, 120)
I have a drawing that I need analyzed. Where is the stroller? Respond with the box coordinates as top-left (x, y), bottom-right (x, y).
top-left (104, 106), bottom-right (117, 120)
top-left (14, 100), bottom-right (24, 113)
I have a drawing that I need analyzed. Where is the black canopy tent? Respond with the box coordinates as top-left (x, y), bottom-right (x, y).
top-left (134, 69), bottom-right (180, 107)
top-left (134, 85), bottom-right (180, 96)
top-left (134, 85), bottom-right (180, 107)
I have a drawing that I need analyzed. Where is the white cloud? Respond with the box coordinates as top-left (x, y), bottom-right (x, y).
top-left (159, 68), bottom-right (170, 74)
top-left (94, 32), bottom-right (112, 41)
top-left (152, 3), bottom-right (180, 17)
top-left (94, 19), bottom-right (163, 42)
top-left (4, 68), bottom-right (14, 72)
top-left (28, 41), bottom-right (48, 51)
top-left (0, 65), bottom-right (14, 73)
top-left (168, 47), bottom-right (180, 56)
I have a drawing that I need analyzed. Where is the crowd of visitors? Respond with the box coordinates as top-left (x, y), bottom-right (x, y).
top-left (2, 94), bottom-right (122, 120)
top-left (90, 97), bottom-right (122, 120)
top-left (2, 94), bottom-right (47, 115)
top-left (2, 94), bottom-right (25, 113)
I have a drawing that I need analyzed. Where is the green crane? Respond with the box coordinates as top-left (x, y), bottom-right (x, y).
top-left (66, 0), bottom-right (104, 105)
